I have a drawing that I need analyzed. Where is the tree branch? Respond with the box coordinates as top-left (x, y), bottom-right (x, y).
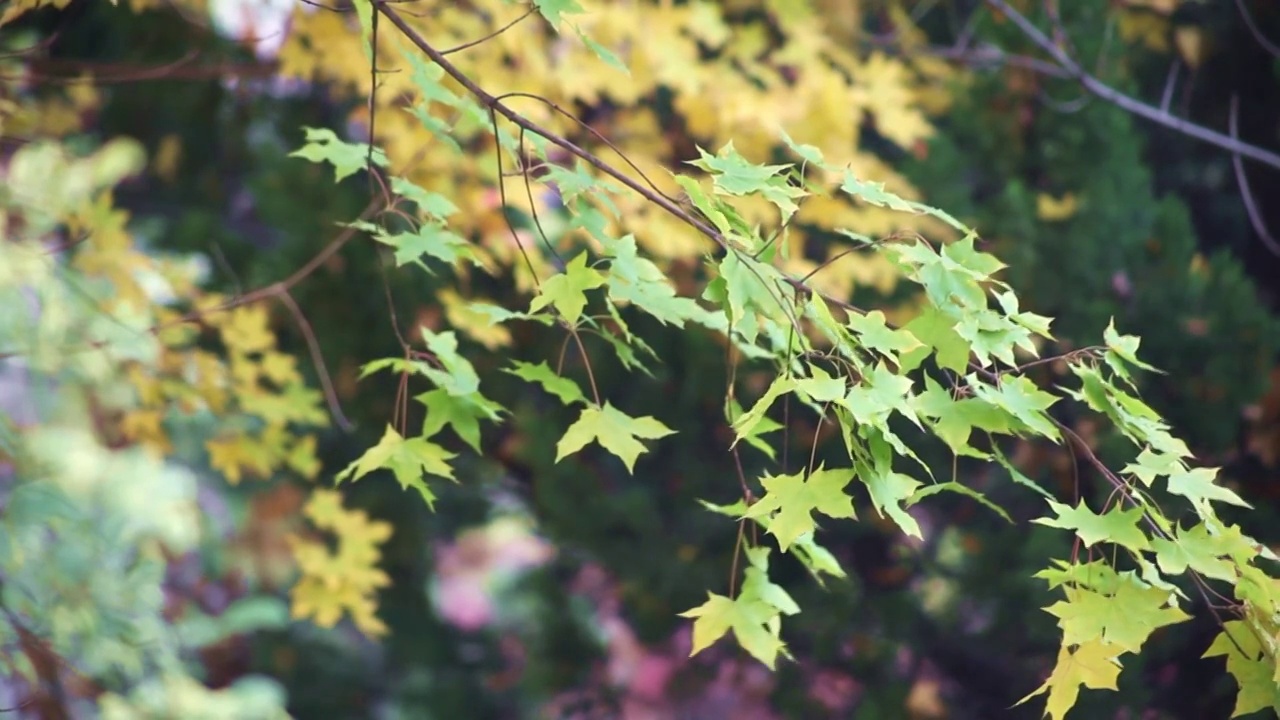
top-left (984, 0), bottom-right (1280, 172)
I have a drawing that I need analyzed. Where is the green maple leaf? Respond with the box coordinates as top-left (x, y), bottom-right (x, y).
top-left (374, 224), bottom-right (474, 269)
top-left (794, 365), bottom-right (845, 404)
top-left (725, 397), bottom-right (782, 461)
top-left (941, 234), bottom-right (1007, 278)
top-left (533, 0), bottom-right (584, 29)
top-left (680, 547), bottom-right (798, 669)
top-left (1104, 318), bottom-right (1160, 373)
top-left (840, 171), bottom-right (916, 212)
top-left (732, 375), bottom-right (798, 445)
top-left (1150, 523), bottom-right (1236, 582)
top-left (336, 425), bottom-right (456, 509)
top-left (1033, 500), bottom-right (1151, 552)
top-left (529, 252), bottom-right (606, 325)
top-left (419, 328), bottom-right (481, 396)
top-left (1123, 447), bottom-right (1184, 487)
top-left (1035, 559), bottom-right (1123, 594)
top-left (504, 360), bottom-right (587, 406)
top-left (1016, 640), bottom-right (1123, 720)
top-left (390, 177), bottom-right (458, 220)
top-left (604, 235), bottom-right (702, 326)
top-left (1204, 621), bottom-right (1280, 717)
top-left (290, 127), bottom-right (387, 182)
top-left (713, 250), bottom-right (784, 344)
top-left (779, 128), bottom-right (825, 166)
top-left (860, 464), bottom-right (923, 538)
top-left (914, 377), bottom-right (1014, 456)
top-left (686, 142), bottom-right (806, 221)
top-left (969, 375), bottom-right (1060, 440)
top-left (680, 592), bottom-right (785, 669)
top-left (416, 388), bottom-right (502, 454)
top-left (555, 402), bottom-right (674, 473)
top-left (1166, 466), bottom-right (1252, 510)
top-left (574, 25), bottom-right (629, 74)
top-left (842, 363), bottom-right (918, 429)
top-left (846, 310), bottom-right (924, 361)
top-left (741, 466), bottom-right (856, 550)
top-left (1046, 582), bottom-right (1190, 654)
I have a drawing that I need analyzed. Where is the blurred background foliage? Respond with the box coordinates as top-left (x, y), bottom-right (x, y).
top-left (1, 0), bottom-right (1278, 718)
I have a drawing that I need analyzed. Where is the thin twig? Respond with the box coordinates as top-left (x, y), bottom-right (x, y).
top-left (441, 8), bottom-right (535, 55)
top-left (275, 289), bottom-right (355, 432)
top-left (1234, 0), bottom-right (1280, 58)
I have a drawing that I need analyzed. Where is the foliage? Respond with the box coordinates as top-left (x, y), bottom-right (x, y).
top-left (2, 0), bottom-right (1279, 719)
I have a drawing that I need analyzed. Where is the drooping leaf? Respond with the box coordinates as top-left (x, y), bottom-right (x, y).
top-left (335, 426), bottom-right (456, 509)
top-left (504, 360), bottom-right (588, 406)
top-left (555, 402), bottom-right (674, 473)
top-left (741, 466), bottom-right (857, 551)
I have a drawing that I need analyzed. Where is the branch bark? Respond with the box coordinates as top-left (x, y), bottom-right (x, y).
top-left (984, 0), bottom-right (1280, 172)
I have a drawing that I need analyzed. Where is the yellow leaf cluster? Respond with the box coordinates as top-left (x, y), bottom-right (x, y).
top-left (288, 489), bottom-right (394, 636)
top-left (271, 0), bottom-right (959, 305)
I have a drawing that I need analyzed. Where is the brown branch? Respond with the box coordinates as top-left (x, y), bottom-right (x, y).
top-left (275, 288), bottom-right (354, 432)
top-left (984, 0), bottom-right (1280, 172)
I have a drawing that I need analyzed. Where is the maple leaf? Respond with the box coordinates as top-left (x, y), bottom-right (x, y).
top-left (220, 305), bottom-right (275, 355)
top-left (969, 375), bottom-right (1060, 441)
top-left (504, 360), bottom-right (588, 406)
top-left (741, 466), bottom-right (857, 551)
top-left (374, 224), bottom-right (474, 270)
top-left (732, 376), bottom-right (798, 445)
top-left (1033, 500), bottom-right (1151, 552)
top-left (533, 0), bottom-right (584, 29)
top-left (529, 252), bottom-right (606, 325)
top-left (418, 328), bottom-right (481, 397)
top-left (290, 127), bottom-right (387, 182)
top-left (858, 459), bottom-right (924, 539)
top-left (416, 388), bottom-right (503, 454)
top-left (1045, 581), bottom-right (1190, 654)
top-left (603, 235), bottom-right (702, 327)
top-left (680, 593), bottom-right (785, 669)
top-left (390, 177), bottom-right (458, 220)
top-left (680, 547), bottom-right (798, 669)
top-left (913, 377), bottom-right (1014, 457)
top-left (688, 142), bottom-right (807, 221)
top-left (846, 309), bottom-right (923, 362)
top-left (1166, 466), bottom-right (1252, 510)
top-left (555, 402), bottom-right (674, 473)
top-left (794, 365), bottom-right (845, 404)
top-left (1016, 640), bottom-right (1123, 720)
top-left (1150, 523), bottom-right (1236, 582)
top-left (1204, 621), bottom-right (1280, 717)
top-left (336, 425), bottom-right (456, 509)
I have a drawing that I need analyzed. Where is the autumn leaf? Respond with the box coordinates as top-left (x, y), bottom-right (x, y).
top-left (1016, 640), bottom-right (1123, 720)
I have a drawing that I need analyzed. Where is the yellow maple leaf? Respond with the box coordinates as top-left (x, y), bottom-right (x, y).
top-left (221, 305), bottom-right (276, 355)
top-left (288, 490), bottom-right (393, 636)
top-left (1017, 640), bottom-right (1124, 720)
top-left (1037, 193), bottom-right (1080, 222)
top-left (206, 434), bottom-right (274, 485)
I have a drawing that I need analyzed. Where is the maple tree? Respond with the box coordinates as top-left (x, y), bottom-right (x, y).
top-left (2, 0), bottom-right (1279, 718)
